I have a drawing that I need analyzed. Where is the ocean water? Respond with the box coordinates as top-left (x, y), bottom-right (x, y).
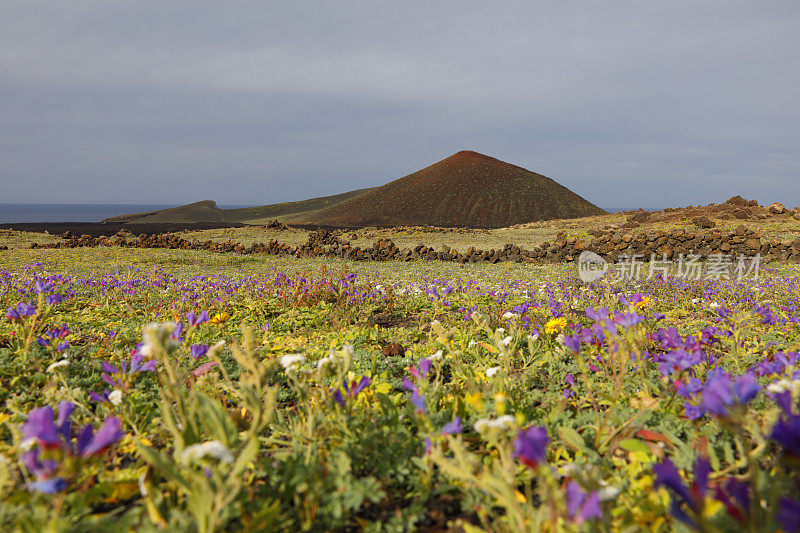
top-left (0, 204), bottom-right (253, 224)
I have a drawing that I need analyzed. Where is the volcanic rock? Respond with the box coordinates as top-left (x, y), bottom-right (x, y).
top-left (769, 202), bottom-right (787, 214)
top-left (692, 216), bottom-right (716, 229)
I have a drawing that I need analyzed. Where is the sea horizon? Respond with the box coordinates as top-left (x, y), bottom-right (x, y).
top-left (0, 203), bottom-right (255, 224)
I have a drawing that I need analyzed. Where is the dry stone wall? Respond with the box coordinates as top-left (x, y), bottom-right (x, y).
top-left (15, 226), bottom-right (800, 263)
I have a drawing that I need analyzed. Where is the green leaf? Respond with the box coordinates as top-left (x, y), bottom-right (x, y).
top-left (137, 445), bottom-right (191, 491)
top-left (557, 426), bottom-right (588, 453)
top-left (618, 439), bottom-right (652, 456)
top-left (195, 392), bottom-right (238, 447)
top-left (230, 436), bottom-right (259, 478)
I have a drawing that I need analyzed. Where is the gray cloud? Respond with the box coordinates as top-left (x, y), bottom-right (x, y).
top-left (1, 1), bottom-right (799, 208)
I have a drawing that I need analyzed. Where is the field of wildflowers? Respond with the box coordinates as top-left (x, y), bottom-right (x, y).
top-left (1, 249), bottom-right (799, 531)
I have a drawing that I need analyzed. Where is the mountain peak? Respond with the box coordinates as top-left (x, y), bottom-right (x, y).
top-left (306, 151), bottom-right (605, 228)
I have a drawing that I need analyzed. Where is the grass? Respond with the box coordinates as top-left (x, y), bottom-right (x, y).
top-left (1, 239), bottom-right (800, 531)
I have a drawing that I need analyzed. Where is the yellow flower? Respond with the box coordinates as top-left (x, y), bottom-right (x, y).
top-left (544, 317), bottom-right (567, 334)
top-left (634, 296), bottom-right (652, 309)
top-left (465, 392), bottom-right (484, 412)
top-left (210, 312), bottom-right (231, 325)
top-left (494, 391), bottom-right (507, 415)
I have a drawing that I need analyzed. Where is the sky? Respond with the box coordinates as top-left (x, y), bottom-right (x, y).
top-left (1, 1), bottom-right (799, 209)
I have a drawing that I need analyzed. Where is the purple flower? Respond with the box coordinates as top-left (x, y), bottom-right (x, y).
top-left (404, 360), bottom-right (432, 413)
top-left (5, 301), bottom-right (36, 320)
top-left (612, 311), bottom-right (644, 329)
top-left (777, 498), bottom-right (800, 532)
top-left (410, 390), bottom-right (427, 413)
top-left (565, 481), bottom-right (603, 523)
top-left (77, 417), bottom-right (123, 457)
top-left (771, 395), bottom-right (800, 457)
top-left (100, 352), bottom-right (156, 388)
top-left (45, 293), bottom-right (64, 305)
top-left (332, 376), bottom-right (371, 406)
top-left (653, 457), bottom-right (710, 527)
top-left (190, 344), bottom-right (210, 360)
top-left (19, 401), bottom-right (123, 492)
top-left (408, 359), bottom-right (432, 380)
top-left (563, 334), bottom-right (581, 354)
top-left (21, 405), bottom-right (62, 449)
top-left (89, 389), bottom-right (111, 403)
top-left (714, 478), bottom-right (749, 524)
top-left (658, 349), bottom-right (701, 376)
top-left (34, 280), bottom-right (54, 294)
top-left (585, 306), bottom-right (608, 321)
top-left (21, 449), bottom-right (63, 493)
top-left (699, 372), bottom-right (760, 418)
top-left (683, 402), bottom-right (704, 421)
top-left (402, 377), bottom-right (417, 391)
top-left (185, 310), bottom-right (209, 327)
top-left (513, 426), bottom-right (548, 470)
top-left (28, 476), bottom-right (68, 494)
top-left (441, 417), bottom-right (463, 435)
top-left (37, 324), bottom-right (70, 348)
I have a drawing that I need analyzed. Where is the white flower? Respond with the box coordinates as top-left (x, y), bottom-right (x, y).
top-left (767, 379), bottom-right (800, 394)
top-left (474, 415), bottom-right (516, 433)
top-left (109, 389), bottom-right (123, 406)
top-left (501, 336), bottom-right (513, 347)
top-left (280, 354), bottom-right (306, 372)
top-left (691, 298), bottom-right (700, 303)
top-left (142, 321), bottom-right (180, 355)
top-left (180, 440), bottom-right (234, 465)
top-left (555, 334), bottom-right (565, 345)
top-left (709, 302), bottom-right (720, 309)
top-left (598, 485), bottom-right (620, 501)
top-left (485, 366), bottom-right (501, 378)
top-left (468, 340), bottom-right (477, 348)
top-left (527, 334), bottom-right (539, 342)
top-left (561, 463), bottom-right (580, 476)
top-left (495, 328), bottom-right (505, 334)
top-left (502, 312), bottom-right (517, 319)
top-left (316, 356), bottom-right (332, 369)
top-left (207, 340), bottom-right (226, 357)
top-left (429, 350), bottom-right (443, 361)
top-left (431, 320), bottom-right (441, 327)
top-left (46, 359), bottom-right (69, 372)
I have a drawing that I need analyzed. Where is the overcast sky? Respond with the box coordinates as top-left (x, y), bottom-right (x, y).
top-left (1, 1), bottom-right (798, 209)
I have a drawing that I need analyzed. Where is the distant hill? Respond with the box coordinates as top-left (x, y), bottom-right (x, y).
top-left (103, 200), bottom-right (225, 224)
top-left (303, 151), bottom-right (606, 228)
top-left (103, 190), bottom-right (374, 225)
top-left (222, 188), bottom-right (373, 222)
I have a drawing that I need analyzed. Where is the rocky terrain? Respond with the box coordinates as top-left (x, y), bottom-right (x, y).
top-left (15, 222), bottom-right (800, 264)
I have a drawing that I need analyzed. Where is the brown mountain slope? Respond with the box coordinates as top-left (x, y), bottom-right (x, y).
top-left (222, 188), bottom-right (374, 222)
top-left (303, 151), bottom-right (606, 228)
top-left (127, 200), bottom-right (225, 224)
